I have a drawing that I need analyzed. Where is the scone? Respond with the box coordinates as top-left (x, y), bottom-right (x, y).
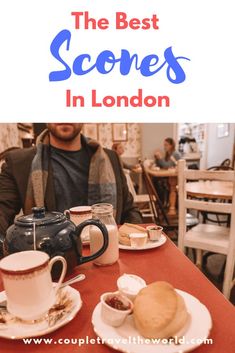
top-left (133, 281), bottom-right (189, 339)
top-left (119, 223), bottom-right (147, 246)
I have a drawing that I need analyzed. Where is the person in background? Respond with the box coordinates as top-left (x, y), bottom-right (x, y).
top-left (112, 142), bottom-right (140, 193)
top-left (153, 138), bottom-right (181, 207)
top-left (112, 143), bottom-right (139, 171)
top-left (154, 138), bottom-right (181, 169)
top-left (0, 124), bottom-right (142, 241)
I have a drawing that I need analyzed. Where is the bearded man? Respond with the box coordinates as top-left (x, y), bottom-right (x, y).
top-left (0, 123), bottom-right (142, 237)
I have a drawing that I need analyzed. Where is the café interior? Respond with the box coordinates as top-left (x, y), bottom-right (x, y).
top-left (0, 122), bottom-right (234, 352)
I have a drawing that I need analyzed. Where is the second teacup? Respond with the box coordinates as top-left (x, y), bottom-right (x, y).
top-left (64, 206), bottom-right (92, 242)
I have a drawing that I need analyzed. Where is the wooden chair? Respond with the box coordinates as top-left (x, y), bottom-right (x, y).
top-left (207, 165), bottom-right (233, 171)
top-left (199, 163), bottom-right (234, 279)
top-left (200, 164), bottom-right (234, 227)
top-left (0, 147), bottom-right (20, 170)
top-left (139, 162), bottom-right (170, 226)
top-left (221, 158), bottom-right (231, 167)
top-left (139, 161), bottom-right (198, 240)
top-left (233, 144), bottom-right (235, 169)
top-left (178, 159), bottom-right (235, 299)
top-left (124, 169), bottom-right (154, 221)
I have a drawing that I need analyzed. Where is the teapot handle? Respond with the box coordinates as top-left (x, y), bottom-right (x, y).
top-left (69, 219), bottom-right (109, 265)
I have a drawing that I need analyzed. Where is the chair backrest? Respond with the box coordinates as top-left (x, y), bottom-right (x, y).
top-left (207, 158), bottom-right (233, 171)
top-left (139, 161), bottom-right (170, 226)
top-left (123, 169), bottom-right (137, 202)
top-left (0, 147), bottom-right (20, 161)
top-left (207, 165), bottom-right (234, 171)
top-left (0, 147), bottom-right (20, 171)
top-left (178, 159), bottom-right (235, 249)
top-left (221, 158), bottom-right (231, 167)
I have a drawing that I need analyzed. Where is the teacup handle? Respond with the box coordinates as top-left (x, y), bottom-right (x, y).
top-left (64, 210), bottom-right (70, 219)
top-left (49, 256), bottom-right (67, 294)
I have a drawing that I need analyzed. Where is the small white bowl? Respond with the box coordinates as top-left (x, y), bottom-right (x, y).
top-left (117, 274), bottom-right (146, 301)
top-left (100, 292), bottom-right (133, 327)
top-left (146, 225), bottom-right (163, 241)
top-left (129, 233), bottom-right (147, 248)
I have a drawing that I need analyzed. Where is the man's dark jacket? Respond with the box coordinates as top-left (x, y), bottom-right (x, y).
top-left (0, 144), bottom-right (142, 236)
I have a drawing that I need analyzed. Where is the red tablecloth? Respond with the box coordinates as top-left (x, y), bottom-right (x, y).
top-left (0, 235), bottom-right (234, 353)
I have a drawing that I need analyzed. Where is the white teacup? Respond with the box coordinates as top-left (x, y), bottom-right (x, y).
top-left (0, 250), bottom-right (67, 321)
top-left (64, 206), bottom-right (92, 242)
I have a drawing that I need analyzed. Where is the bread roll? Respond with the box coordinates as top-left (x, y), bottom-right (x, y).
top-left (119, 223), bottom-right (147, 246)
top-left (133, 281), bottom-right (189, 339)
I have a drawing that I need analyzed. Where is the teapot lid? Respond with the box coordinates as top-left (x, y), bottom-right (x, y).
top-left (15, 207), bottom-right (66, 226)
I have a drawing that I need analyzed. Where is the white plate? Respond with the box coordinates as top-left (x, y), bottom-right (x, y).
top-left (0, 286), bottom-right (82, 340)
top-left (92, 289), bottom-right (212, 353)
top-left (119, 234), bottom-right (167, 250)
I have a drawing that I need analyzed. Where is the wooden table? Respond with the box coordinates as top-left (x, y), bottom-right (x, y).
top-left (146, 167), bottom-right (177, 215)
top-left (1, 233), bottom-right (234, 353)
top-left (186, 180), bottom-right (233, 200)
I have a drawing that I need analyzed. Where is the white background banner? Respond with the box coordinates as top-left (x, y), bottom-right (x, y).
top-left (0, 0), bottom-right (233, 122)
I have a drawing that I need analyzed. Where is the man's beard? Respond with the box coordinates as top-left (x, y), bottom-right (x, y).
top-left (47, 123), bottom-right (83, 142)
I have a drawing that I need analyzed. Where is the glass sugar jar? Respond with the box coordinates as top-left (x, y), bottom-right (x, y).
top-left (90, 203), bottom-right (119, 266)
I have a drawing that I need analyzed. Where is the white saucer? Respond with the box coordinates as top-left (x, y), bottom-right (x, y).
top-left (119, 234), bottom-right (167, 250)
top-left (92, 289), bottom-right (212, 353)
top-left (0, 286), bottom-right (82, 340)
